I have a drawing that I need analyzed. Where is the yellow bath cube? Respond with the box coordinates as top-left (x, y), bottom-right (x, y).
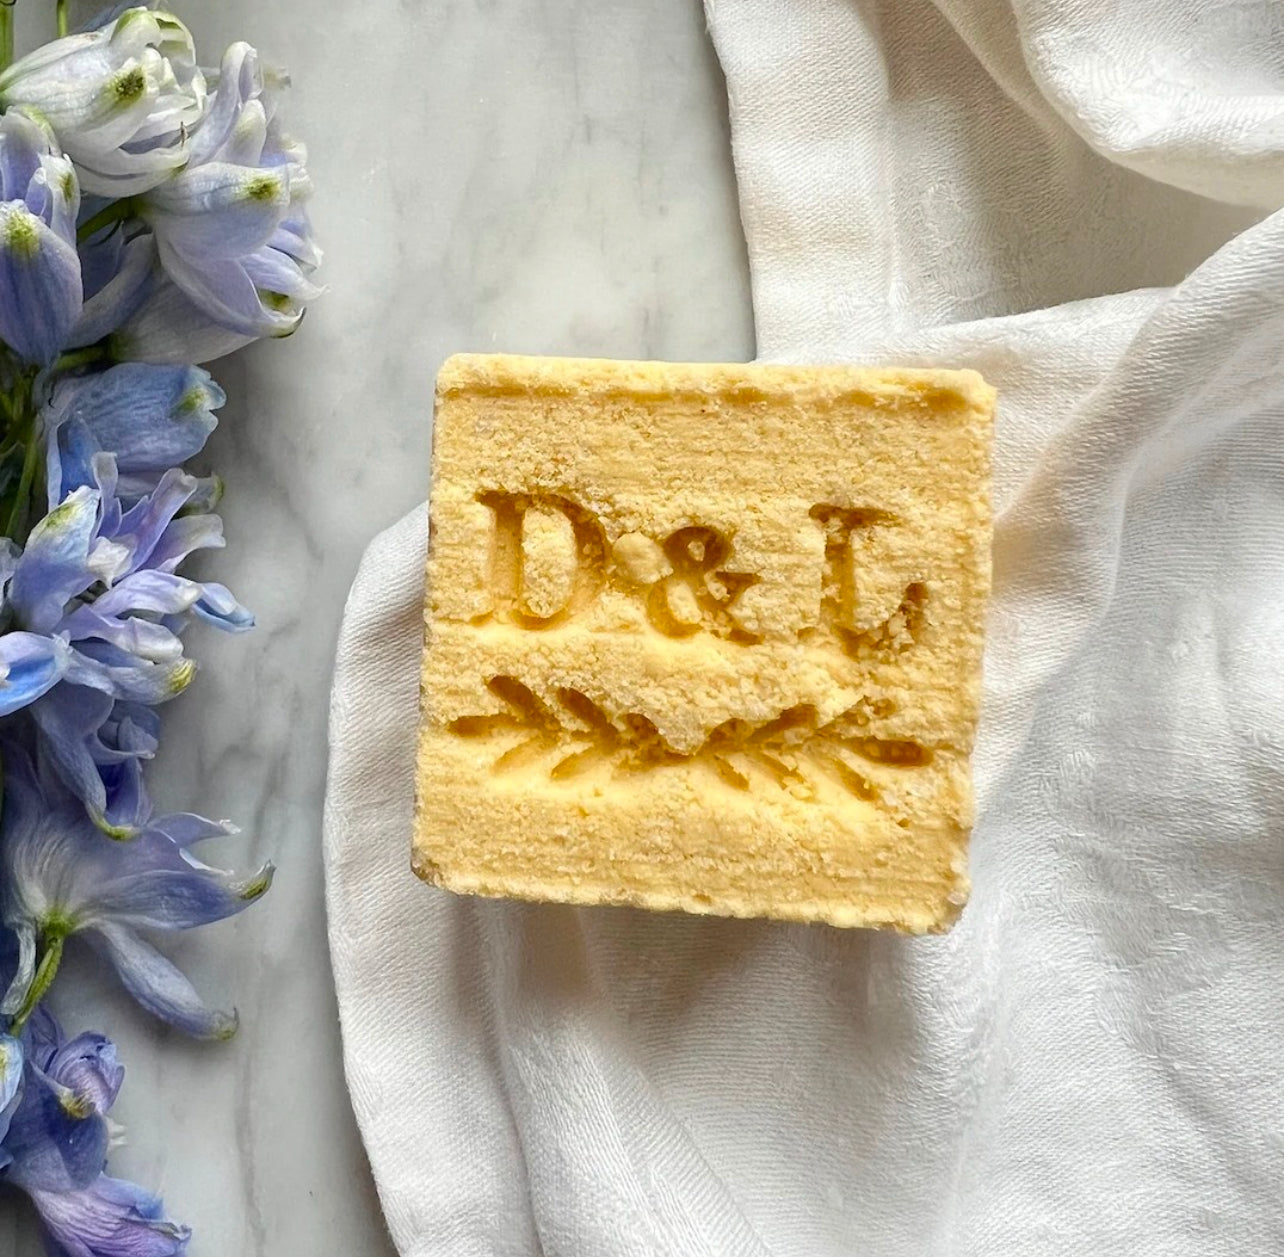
top-left (414, 354), bottom-right (994, 933)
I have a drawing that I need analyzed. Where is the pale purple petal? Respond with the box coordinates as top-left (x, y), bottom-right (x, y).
top-left (143, 161), bottom-right (287, 257)
top-left (8, 489), bottom-right (99, 631)
top-left (88, 923), bottom-right (237, 1040)
top-left (105, 469), bottom-right (198, 570)
top-left (2, 1064), bottom-right (109, 1192)
top-left (45, 1033), bottom-right (123, 1114)
top-left (1, 924), bottom-right (36, 1015)
top-left (187, 42), bottom-right (260, 166)
top-left (0, 1033), bottom-right (22, 1142)
top-left (59, 606), bottom-right (185, 663)
top-left (68, 231), bottom-right (155, 349)
top-left (0, 205), bottom-right (82, 365)
top-left (0, 632), bottom-right (72, 715)
top-left (30, 1174), bottom-right (190, 1257)
top-left (0, 11), bottom-right (207, 198)
top-left (110, 274), bottom-right (254, 364)
top-left (191, 582), bottom-right (253, 632)
top-left (87, 856), bottom-right (273, 931)
top-left (44, 364), bottom-right (220, 506)
top-left (63, 642), bottom-right (194, 705)
top-left (145, 813), bottom-right (233, 848)
top-left (143, 513), bottom-right (224, 573)
top-left (154, 240), bottom-right (290, 337)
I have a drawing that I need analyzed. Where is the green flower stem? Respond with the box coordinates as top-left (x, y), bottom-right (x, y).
top-left (77, 198), bottom-right (135, 244)
top-left (1, 368), bottom-right (31, 439)
top-left (54, 345), bottom-right (108, 372)
top-left (6, 413), bottom-right (41, 539)
top-left (56, 0), bottom-right (66, 38)
top-left (0, 3), bottom-right (13, 77)
top-left (0, 368), bottom-right (41, 544)
top-left (9, 930), bottom-right (65, 1036)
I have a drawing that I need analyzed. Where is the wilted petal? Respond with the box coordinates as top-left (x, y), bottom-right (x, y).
top-left (89, 923), bottom-right (237, 1039)
top-left (30, 1173), bottom-right (191, 1257)
top-left (45, 1032), bottom-right (124, 1115)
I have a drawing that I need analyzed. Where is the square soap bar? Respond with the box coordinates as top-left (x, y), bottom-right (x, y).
top-left (415, 354), bottom-right (994, 932)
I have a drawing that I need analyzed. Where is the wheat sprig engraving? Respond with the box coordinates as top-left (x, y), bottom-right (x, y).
top-left (448, 676), bottom-right (931, 802)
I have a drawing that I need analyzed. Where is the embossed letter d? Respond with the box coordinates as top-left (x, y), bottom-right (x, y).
top-left (478, 492), bottom-right (607, 626)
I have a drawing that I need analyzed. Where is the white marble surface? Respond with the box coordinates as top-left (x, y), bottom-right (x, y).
top-left (4, 1), bottom-right (752, 1252)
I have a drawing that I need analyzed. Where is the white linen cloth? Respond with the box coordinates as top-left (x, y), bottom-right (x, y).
top-left (324, 2), bottom-right (1284, 1252)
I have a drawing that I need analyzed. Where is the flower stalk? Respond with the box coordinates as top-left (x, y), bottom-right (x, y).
top-left (8, 926), bottom-right (62, 1034)
top-left (0, 3), bottom-right (12, 78)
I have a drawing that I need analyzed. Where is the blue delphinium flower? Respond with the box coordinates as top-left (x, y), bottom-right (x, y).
top-left (0, 8), bottom-right (205, 197)
top-left (42, 362), bottom-right (224, 504)
top-left (27, 689), bottom-right (162, 839)
top-left (2, 1008), bottom-right (119, 1194)
top-left (0, 108), bottom-right (82, 365)
top-left (135, 41), bottom-right (321, 346)
top-left (0, 745), bottom-right (271, 1038)
top-left (2, 1007), bottom-right (190, 1255)
top-left (0, 453), bottom-right (251, 720)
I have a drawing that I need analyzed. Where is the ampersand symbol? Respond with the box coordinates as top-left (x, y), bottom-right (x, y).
top-left (645, 526), bottom-right (760, 643)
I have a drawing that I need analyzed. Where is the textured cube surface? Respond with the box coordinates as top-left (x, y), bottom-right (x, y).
top-left (414, 354), bottom-right (994, 932)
